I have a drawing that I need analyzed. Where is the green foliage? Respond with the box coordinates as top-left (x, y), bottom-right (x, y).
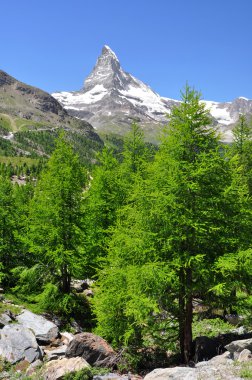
top-left (0, 115), bottom-right (12, 134)
top-left (0, 356), bottom-right (12, 372)
top-left (192, 318), bottom-right (234, 339)
top-left (239, 362), bottom-right (252, 379)
top-left (93, 262), bottom-right (174, 348)
top-left (63, 367), bottom-right (110, 380)
top-left (0, 175), bottom-right (16, 282)
top-left (25, 134), bottom-right (87, 293)
top-left (35, 283), bottom-right (80, 316)
top-left (93, 86), bottom-right (244, 364)
top-left (63, 368), bottom-right (93, 380)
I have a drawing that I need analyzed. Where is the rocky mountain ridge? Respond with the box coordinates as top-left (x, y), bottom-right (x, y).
top-left (52, 46), bottom-right (252, 143)
top-left (0, 69), bottom-right (102, 161)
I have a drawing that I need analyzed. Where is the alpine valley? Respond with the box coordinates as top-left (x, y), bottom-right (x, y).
top-left (52, 45), bottom-right (252, 143)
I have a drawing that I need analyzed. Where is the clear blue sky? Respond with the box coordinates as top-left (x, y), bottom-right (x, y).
top-left (1, 0), bottom-right (252, 101)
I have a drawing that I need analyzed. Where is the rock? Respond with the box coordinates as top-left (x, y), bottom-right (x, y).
top-left (225, 338), bottom-right (252, 353)
top-left (0, 311), bottom-right (13, 326)
top-left (231, 326), bottom-right (247, 335)
top-left (26, 359), bottom-right (43, 376)
top-left (144, 367), bottom-right (196, 380)
top-left (0, 288), bottom-right (4, 294)
top-left (195, 351), bottom-right (232, 368)
top-left (207, 352), bottom-right (233, 366)
top-left (66, 332), bottom-right (116, 367)
top-left (225, 314), bottom-right (241, 325)
top-left (61, 331), bottom-right (74, 345)
top-left (0, 324), bottom-right (43, 363)
top-left (69, 319), bottom-right (83, 333)
top-left (42, 357), bottom-right (90, 380)
top-left (71, 280), bottom-right (84, 293)
top-left (83, 289), bottom-right (94, 297)
top-left (93, 374), bottom-right (129, 380)
top-left (16, 309), bottom-right (59, 343)
top-left (237, 348), bottom-right (252, 362)
top-left (44, 345), bottom-right (67, 361)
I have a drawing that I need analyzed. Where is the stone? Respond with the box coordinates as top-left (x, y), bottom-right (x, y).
top-left (93, 374), bottom-right (129, 380)
top-left (237, 348), bottom-right (252, 362)
top-left (144, 367), bottom-right (196, 380)
top-left (225, 338), bottom-right (252, 353)
top-left (66, 332), bottom-right (116, 367)
top-left (44, 345), bottom-right (67, 361)
top-left (42, 357), bottom-right (90, 380)
top-left (83, 289), bottom-right (94, 297)
top-left (0, 324), bottom-right (43, 363)
top-left (195, 351), bottom-right (232, 368)
top-left (71, 280), bottom-right (85, 293)
top-left (61, 331), bottom-right (74, 345)
top-left (0, 311), bottom-right (13, 326)
top-left (16, 309), bottom-right (59, 343)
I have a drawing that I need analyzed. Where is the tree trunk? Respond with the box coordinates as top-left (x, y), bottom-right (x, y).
top-left (179, 267), bottom-right (193, 364)
top-left (179, 268), bottom-right (185, 362)
top-left (184, 268), bottom-right (193, 363)
top-left (61, 264), bottom-right (71, 293)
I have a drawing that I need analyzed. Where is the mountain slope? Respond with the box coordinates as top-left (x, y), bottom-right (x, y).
top-left (0, 70), bottom-right (102, 163)
top-left (52, 46), bottom-right (252, 143)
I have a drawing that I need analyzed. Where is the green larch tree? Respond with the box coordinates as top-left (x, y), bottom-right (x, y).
top-left (149, 85), bottom-right (236, 363)
top-left (27, 135), bottom-right (86, 293)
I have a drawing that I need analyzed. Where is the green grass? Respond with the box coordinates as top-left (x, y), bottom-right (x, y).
top-left (0, 114), bottom-right (12, 133)
top-left (192, 317), bottom-right (234, 339)
top-left (3, 293), bottom-right (42, 314)
top-left (0, 156), bottom-right (40, 166)
top-left (0, 300), bottom-right (22, 315)
top-left (14, 118), bottom-right (53, 131)
top-left (239, 362), bottom-right (252, 379)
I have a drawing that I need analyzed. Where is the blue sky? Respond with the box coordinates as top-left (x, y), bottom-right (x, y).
top-left (1, 0), bottom-right (252, 101)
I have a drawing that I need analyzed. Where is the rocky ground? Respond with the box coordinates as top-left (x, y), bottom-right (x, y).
top-left (1, 293), bottom-right (252, 380)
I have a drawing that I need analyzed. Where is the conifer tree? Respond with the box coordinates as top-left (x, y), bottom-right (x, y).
top-left (149, 85), bottom-right (239, 362)
top-left (27, 135), bottom-right (86, 293)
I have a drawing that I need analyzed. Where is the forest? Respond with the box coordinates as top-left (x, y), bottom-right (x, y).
top-left (1, 86), bottom-right (252, 369)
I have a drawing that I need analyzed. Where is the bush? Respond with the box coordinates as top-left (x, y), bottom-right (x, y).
top-left (192, 317), bottom-right (234, 339)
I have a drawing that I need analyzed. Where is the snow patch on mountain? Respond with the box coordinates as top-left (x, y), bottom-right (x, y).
top-left (55, 85), bottom-right (108, 109)
top-left (202, 100), bottom-right (234, 125)
top-left (119, 82), bottom-right (172, 116)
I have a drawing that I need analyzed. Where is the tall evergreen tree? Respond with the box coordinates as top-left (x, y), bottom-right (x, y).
top-left (0, 176), bottom-right (16, 284)
top-left (146, 85), bottom-right (235, 362)
top-left (27, 135), bottom-right (86, 293)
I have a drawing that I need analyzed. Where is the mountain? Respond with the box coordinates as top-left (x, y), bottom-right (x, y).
top-left (52, 46), bottom-right (252, 143)
top-left (0, 70), bottom-right (102, 163)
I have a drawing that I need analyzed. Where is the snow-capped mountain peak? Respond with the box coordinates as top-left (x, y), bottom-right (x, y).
top-left (52, 47), bottom-right (252, 143)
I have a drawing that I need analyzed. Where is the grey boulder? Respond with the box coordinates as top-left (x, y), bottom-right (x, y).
top-left (0, 324), bottom-right (43, 363)
top-left (144, 367), bottom-right (196, 380)
top-left (225, 338), bottom-right (252, 353)
top-left (16, 310), bottom-right (59, 343)
top-left (0, 311), bottom-right (13, 327)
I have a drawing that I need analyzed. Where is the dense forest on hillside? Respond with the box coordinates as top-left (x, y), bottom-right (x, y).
top-left (1, 86), bottom-right (252, 370)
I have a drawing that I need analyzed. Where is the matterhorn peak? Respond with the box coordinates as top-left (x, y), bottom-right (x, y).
top-left (101, 45), bottom-right (119, 62)
top-left (52, 46), bottom-right (252, 144)
top-left (83, 45), bottom-right (123, 92)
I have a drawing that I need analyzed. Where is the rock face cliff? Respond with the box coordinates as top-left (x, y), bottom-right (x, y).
top-left (52, 46), bottom-right (252, 143)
